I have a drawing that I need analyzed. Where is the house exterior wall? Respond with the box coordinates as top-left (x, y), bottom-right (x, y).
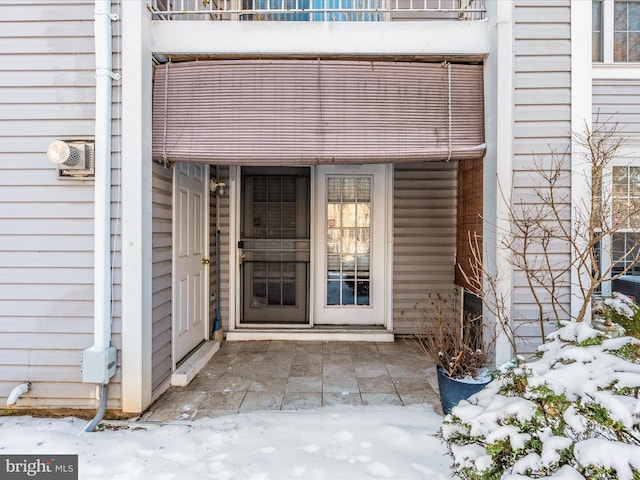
top-left (151, 162), bottom-right (172, 397)
top-left (0, 0), bottom-right (123, 408)
top-left (510, 0), bottom-right (572, 355)
top-left (150, 161), bottom-right (232, 399)
top-left (0, 3), bottom-right (493, 410)
top-left (1, 0), bottom-right (610, 410)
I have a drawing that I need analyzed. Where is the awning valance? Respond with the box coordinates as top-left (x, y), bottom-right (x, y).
top-left (152, 59), bottom-right (485, 165)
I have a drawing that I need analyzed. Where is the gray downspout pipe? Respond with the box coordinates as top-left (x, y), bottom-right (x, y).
top-left (214, 166), bottom-right (223, 338)
top-left (83, 384), bottom-right (108, 433)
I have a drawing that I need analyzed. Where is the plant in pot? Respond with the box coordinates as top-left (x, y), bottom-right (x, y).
top-left (413, 291), bottom-right (493, 415)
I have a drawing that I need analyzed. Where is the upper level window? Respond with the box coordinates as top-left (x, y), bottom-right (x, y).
top-left (242, 0), bottom-right (383, 21)
top-left (593, 0), bottom-right (640, 63)
top-left (615, 1), bottom-right (640, 61)
top-left (594, 1), bottom-right (603, 61)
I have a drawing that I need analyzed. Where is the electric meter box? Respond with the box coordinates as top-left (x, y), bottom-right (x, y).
top-left (81, 346), bottom-right (117, 384)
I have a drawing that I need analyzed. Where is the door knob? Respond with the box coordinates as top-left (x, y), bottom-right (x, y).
top-left (202, 258), bottom-right (209, 265)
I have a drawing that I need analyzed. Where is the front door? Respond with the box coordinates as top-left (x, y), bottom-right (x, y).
top-left (239, 167), bottom-right (310, 324)
top-left (172, 162), bottom-right (209, 364)
top-left (313, 165), bottom-right (388, 325)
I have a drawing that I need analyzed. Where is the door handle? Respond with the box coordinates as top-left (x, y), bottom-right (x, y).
top-left (238, 240), bottom-right (245, 265)
top-left (202, 258), bottom-right (209, 265)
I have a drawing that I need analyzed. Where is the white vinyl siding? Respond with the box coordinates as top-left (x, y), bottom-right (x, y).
top-left (0, 1), bottom-right (122, 409)
top-left (511, 0), bottom-right (572, 356)
top-left (392, 162), bottom-right (457, 335)
top-left (152, 163), bottom-right (230, 397)
top-left (151, 162), bottom-right (173, 397)
top-left (219, 167), bottom-right (232, 332)
top-left (593, 78), bottom-right (640, 137)
top-left (209, 167), bottom-right (231, 333)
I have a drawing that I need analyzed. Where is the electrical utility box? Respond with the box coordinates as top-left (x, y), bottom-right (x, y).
top-left (81, 346), bottom-right (118, 384)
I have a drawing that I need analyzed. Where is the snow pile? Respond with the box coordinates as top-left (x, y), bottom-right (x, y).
top-left (440, 321), bottom-right (640, 480)
top-left (5, 320), bottom-right (640, 479)
top-left (601, 291), bottom-right (638, 319)
top-left (0, 405), bottom-right (450, 479)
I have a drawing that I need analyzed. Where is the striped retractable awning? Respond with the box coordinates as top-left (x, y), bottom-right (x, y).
top-left (152, 59), bottom-right (485, 165)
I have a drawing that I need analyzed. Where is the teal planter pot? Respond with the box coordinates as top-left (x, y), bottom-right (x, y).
top-left (437, 367), bottom-right (490, 415)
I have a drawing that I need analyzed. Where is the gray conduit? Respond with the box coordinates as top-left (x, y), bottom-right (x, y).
top-left (83, 384), bottom-right (108, 432)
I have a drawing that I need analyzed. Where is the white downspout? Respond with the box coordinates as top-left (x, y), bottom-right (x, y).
top-left (82, 0), bottom-right (119, 432)
top-left (94, 0), bottom-right (113, 351)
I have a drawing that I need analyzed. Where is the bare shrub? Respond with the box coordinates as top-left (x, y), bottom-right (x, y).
top-left (413, 291), bottom-right (489, 379)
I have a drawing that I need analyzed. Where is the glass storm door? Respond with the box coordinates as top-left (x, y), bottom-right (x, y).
top-left (314, 165), bottom-right (387, 326)
top-left (240, 168), bottom-right (310, 324)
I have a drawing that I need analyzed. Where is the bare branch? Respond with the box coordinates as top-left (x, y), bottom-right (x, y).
top-left (468, 120), bottom-right (635, 362)
top-left (501, 120), bottom-right (634, 326)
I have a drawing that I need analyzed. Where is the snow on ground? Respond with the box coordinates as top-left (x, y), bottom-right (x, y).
top-left (0, 404), bottom-right (450, 480)
top-left (6, 322), bottom-right (640, 479)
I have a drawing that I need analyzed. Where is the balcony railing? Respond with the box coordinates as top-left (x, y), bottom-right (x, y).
top-left (148, 0), bottom-right (486, 21)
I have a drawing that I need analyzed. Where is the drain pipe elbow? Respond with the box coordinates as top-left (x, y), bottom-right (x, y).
top-left (6, 382), bottom-right (31, 408)
top-left (83, 384), bottom-right (108, 433)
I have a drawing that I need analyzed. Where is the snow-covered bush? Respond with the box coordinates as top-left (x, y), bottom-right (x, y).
top-left (439, 321), bottom-right (640, 480)
top-left (600, 292), bottom-right (640, 338)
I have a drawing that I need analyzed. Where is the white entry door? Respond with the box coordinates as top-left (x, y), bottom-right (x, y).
top-left (173, 162), bottom-right (209, 364)
top-left (313, 165), bottom-right (389, 326)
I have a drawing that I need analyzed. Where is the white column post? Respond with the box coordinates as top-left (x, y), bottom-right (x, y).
top-left (571, 1), bottom-right (594, 321)
top-left (485, 0), bottom-right (514, 366)
top-left (121, 1), bottom-right (153, 413)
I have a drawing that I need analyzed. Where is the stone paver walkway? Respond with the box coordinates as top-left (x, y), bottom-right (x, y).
top-left (141, 339), bottom-right (441, 421)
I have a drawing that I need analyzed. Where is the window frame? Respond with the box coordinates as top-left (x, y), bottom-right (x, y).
top-left (594, 0), bottom-right (604, 62)
top-left (593, 0), bottom-right (640, 64)
top-left (325, 175), bottom-right (373, 307)
top-left (614, 0), bottom-right (640, 62)
top-left (599, 153), bottom-right (640, 296)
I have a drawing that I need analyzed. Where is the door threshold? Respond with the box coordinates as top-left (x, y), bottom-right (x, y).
top-left (225, 327), bottom-right (394, 342)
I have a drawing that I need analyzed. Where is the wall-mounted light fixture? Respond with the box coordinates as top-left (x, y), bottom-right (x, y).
top-left (46, 140), bottom-right (95, 178)
top-left (210, 178), bottom-right (226, 196)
